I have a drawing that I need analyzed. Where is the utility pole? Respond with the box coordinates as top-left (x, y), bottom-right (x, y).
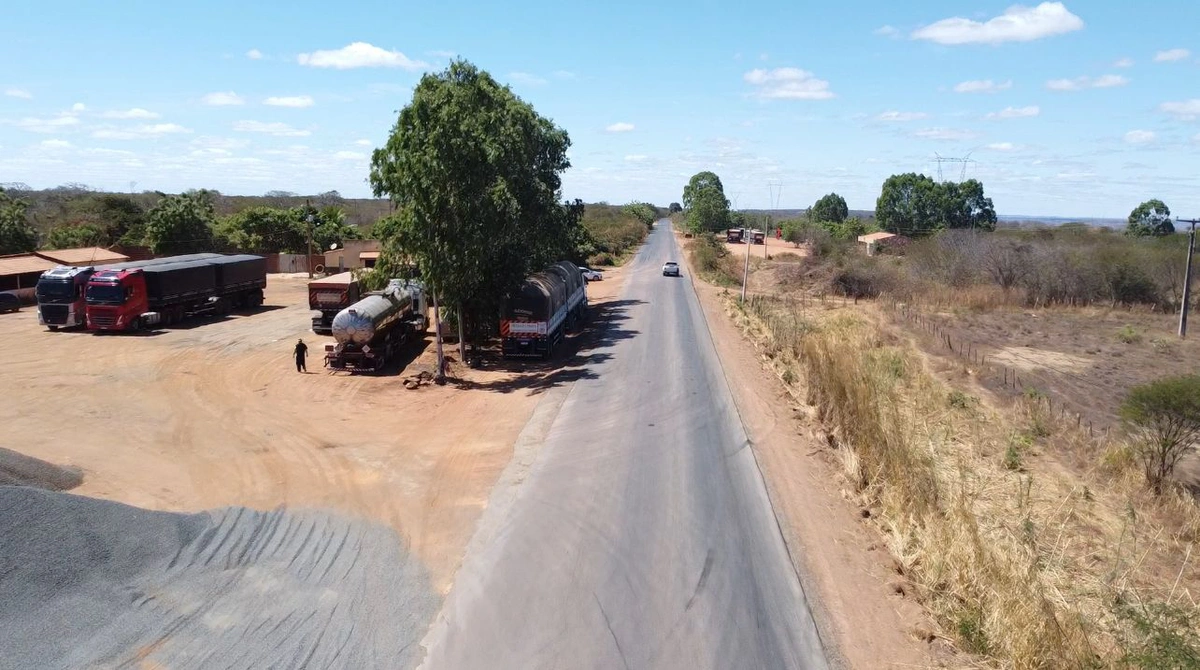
top-left (305, 198), bottom-right (315, 279)
top-left (1179, 217), bottom-right (1198, 339)
top-left (741, 231), bottom-right (751, 303)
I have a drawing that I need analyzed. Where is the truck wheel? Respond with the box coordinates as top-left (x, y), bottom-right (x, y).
top-left (48, 325), bottom-right (58, 332)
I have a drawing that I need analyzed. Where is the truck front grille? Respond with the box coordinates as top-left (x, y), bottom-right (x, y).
top-left (89, 313), bottom-right (117, 328)
top-left (39, 305), bottom-right (69, 324)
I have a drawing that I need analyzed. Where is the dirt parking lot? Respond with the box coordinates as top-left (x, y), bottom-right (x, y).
top-left (0, 268), bottom-right (625, 592)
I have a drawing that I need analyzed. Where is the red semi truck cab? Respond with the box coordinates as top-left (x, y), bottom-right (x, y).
top-left (84, 269), bottom-right (148, 331)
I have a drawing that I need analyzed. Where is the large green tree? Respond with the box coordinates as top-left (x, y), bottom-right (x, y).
top-left (215, 207), bottom-right (305, 253)
top-left (623, 202), bottom-right (658, 230)
top-left (144, 190), bottom-right (216, 254)
top-left (681, 171), bottom-right (731, 233)
top-left (876, 173), bottom-right (996, 236)
top-left (46, 223), bottom-right (107, 249)
top-left (1126, 199), bottom-right (1174, 237)
top-left (368, 59), bottom-right (581, 347)
top-left (810, 192), bottom-right (849, 224)
top-left (0, 188), bottom-right (38, 254)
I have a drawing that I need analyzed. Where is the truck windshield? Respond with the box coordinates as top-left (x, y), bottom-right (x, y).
top-left (85, 284), bottom-right (126, 305)
top-left (36, 280), bottom-right (75, 302)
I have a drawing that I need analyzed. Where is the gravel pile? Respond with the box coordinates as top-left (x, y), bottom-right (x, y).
top-left (0, 448), bottom-right (83, 490)
top-left (0, 487), bottom-right (436, 670)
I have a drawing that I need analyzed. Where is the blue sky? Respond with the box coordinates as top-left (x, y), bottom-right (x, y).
top-left (2, 1), bottom-right (1198, 219)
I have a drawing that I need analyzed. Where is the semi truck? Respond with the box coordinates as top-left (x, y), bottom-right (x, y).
top-left (308, 271), bottom-right (361, 335)
top-left (501, 261), bottom-right (587, 359)
top-left (85, 254), bottom-right (266, 332)
top-left (325, 279), bottom-right (428, 373)
top-left (35, 254), bottom-right (222, 330)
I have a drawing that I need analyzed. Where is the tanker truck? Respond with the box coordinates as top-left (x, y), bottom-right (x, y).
top-left (324, 280), bottom-right (429, 373)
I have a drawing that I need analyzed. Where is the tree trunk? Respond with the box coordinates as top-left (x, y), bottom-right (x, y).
top-left (432, 289), bottom-right (445, 381)
top-left (458, 302), bottom-right (466, 363)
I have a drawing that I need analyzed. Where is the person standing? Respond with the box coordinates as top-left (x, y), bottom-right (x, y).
top-left (293, 338), bottom-right (308, 373)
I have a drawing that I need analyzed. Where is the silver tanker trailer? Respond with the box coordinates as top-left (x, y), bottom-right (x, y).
top-left (324, 279), bottom-right (429, 372)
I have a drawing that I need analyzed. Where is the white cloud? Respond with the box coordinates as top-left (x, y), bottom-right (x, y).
top-left (986, 142), bottom-right (1016, 151)
top-left (1159, 99), bottom-right (1200, 120)
top-left (876, 111), bottom-right (928, 122)
top-left (202, 91), bottom-right (245, 106)
top-left (911, 2), bottom-right (1083, 45)
top-left (191, 136), bottom-right (249, 151)
top-left (1046, 74), bottom-right (1128, 90)
top-left (232, 120), bottom-right (311, 137)
top-left (874, 25), bottom-right (899, 37)
top-left (1113, 57), bottom-right (1134, 68)
top-left (1154, 48), bottom-right (1190, 62)
top-left (91, 123), bottom-right (191, 140)
top-left (759, 53), bottom-right (769, 61)
top-left (985, 105), bottom-right (1040, 119)
top-left (954, 79), bottom-right (1013, 93)
top-left (298, 42), bottom-right (428, 70)
top-left (551, 70), bottom-right (577, 80)
top-left (334, 151), bottom-right (366, 160)
top-left (743, 67), bottom-right (835, 100)
top-left (71, 103), bottom-right (86, 112)
top-left (264, 95), bottom-right (315, 108)
top-left (246, 48), bottom-right (263, 60)
top-left (354, 139), bottom-right (372, 146)
top-left (39, 139), bottom-right (72, 149)
top-left (5, 88), bottom-right (32, 99)
top-left (101, 108), bottom-right (160, 119)
top-left (508, 72), bottom-right (548, 86)
top-left (1124, 129), bottom-right (1155, 144)
top-left (624, 154), bottom-right (648, 162)
top-left (605, 122), bottom-right (635, 133)
top-left (428, 50), bottom-right (458, 59)
top-left (1193, 133), bottom-right (1200, 144)
top-left (13, 114), bottom-right (81, 133)
top-left (913, 127), bottom-right (979, 141)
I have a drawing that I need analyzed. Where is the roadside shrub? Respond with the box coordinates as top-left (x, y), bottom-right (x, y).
top-left (1120, 374), bottom-right (1200, 495)
top-left (690, 235), bottom-right (741, 286)
top-left (1117, 325), bottom-right (1142, 344)
top-left (587, 252), bottom-right (615, 267)
top-left (1113, 594), bottom-right (1200, 669)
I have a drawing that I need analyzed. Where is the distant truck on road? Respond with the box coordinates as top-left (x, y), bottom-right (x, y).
top-left (84, 254), bottom-right (266, 332)
top-left (308, 271), bottom-right (361, 335)
top-left (35, 254), bottom-right (222, 330)
top-left (726, 228), bottom-right (745, 243)
top-left (325, 280), bottom-right (428, 373)
top-left (749, 229), bottom-right (766, 244)
top-left (501, 261), bottom-right (587, 359)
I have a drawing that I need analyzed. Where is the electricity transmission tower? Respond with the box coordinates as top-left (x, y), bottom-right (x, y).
top-left (933, 152), bottom-right (975, 182)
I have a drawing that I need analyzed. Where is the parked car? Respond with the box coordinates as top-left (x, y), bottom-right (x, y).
top-left (662, 261), bottom-right (680, 277)
top-left (0, 293), bottom-right (20, 314)
top-left (578, 266), bottom-right (604, 282)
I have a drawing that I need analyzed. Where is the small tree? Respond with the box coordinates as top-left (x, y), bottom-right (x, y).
top-left (1126, 199), bottom-right (1174, 237)
top-left (0, 188), bottom-right (39, 254)
top-left (1120, 374), bottom-right (1200, 495)
top-left (811, 193), bottom-right (849, 224)
top-left (668, 202), bottom-right (682, 214)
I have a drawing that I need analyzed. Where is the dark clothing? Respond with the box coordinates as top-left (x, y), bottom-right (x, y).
top-left (294, 342), bottom-right (308, 372)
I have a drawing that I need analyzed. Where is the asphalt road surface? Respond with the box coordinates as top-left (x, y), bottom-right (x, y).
top-left (420, 221), bottom-right (829, 669)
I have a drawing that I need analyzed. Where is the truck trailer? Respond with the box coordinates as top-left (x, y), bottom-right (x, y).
top-left (501, 261), bottom-right (587, 359)
top-left (308, 271), bottom-right (361, 335)
top-left (85, 254), bottom-right (266, 332)
top-left (35, 254), bottom-right (222, 330)
top-left (325, 280), bottom-right (428, 373)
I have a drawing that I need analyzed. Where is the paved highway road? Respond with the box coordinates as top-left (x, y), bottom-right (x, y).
top-left (420, 221), bottom-right (829, 669)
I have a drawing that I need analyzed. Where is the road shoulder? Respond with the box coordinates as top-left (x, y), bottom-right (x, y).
top-left (686, 259), bottom-right (937, 669)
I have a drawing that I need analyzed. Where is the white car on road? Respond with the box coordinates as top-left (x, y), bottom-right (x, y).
top-left (662, 261), bottom-right (680, 277)
top-left (578, 266), bottom-right (604, 282)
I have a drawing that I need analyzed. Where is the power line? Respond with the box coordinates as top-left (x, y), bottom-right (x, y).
top-left (933, 152), bottom-right (976, 182)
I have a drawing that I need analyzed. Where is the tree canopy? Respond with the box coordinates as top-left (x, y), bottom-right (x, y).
top-left (0, 188), bottom-right (39, 254)
top-left (1126, 199), bottom-right (1174, 237)
top-left (622, 202), bottom-right (658, 230)
top-left (144, 190), bottom-right (216, 254)
top-left (681, 171), bottom-right (731, 233)
top-left (876, 173), bottom-right (996, 237)
top-left (368, 59), bottom-right (581, 343)
top-left (810, 193), bottom-right (849, 224)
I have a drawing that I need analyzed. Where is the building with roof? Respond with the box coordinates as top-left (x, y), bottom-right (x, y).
top-left (857, 231), bottom-right (909, 256)
top-left (0, 254), bottom-right (58, 301)
top-left (323, 240), bottom-right (381, 272)
top-left (35, 247), bottom-right (129, 266)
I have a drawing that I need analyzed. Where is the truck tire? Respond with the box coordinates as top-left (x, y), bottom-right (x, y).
top-left (48, 325), bottom-right (58, 332)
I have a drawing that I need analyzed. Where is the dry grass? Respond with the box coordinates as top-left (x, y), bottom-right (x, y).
top-left (733, 294), bottom-right (1200, 669)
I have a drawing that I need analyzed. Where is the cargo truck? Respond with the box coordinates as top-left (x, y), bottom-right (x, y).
top-left (85, 254), bottom-right (266, 332)
top-left (308, 271), bottom-right (361, 335)
top-left (501, 261), bottom-right (587, 359)
top-left (35, 254), bottom-right (222, 330)
top-left (726, 228), bottom-right (744, 243)
top-left (325, 280), bottom-right (428, 373)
